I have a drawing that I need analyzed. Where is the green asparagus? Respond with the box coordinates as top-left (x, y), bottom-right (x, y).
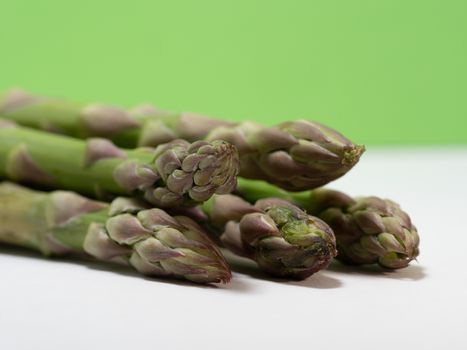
top-left (0, 89), bottom-right (364, 191)
top-left (0, 121), bottom-right (238, 207)
top-left (236, 179), bottom-right (420, 269)
top-left (0, 182), bottom-right (231, 283)
top-left (179, 194), bottom-right (337, 279)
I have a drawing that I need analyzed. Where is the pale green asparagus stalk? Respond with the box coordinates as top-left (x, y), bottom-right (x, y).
top-left (0, 89), bottom-right (364, 191)
top-left (0, 182), bottom-right (231, 283)
top-left (0, 121), bottom-right (238, 207)
top-left (236, 179), bottom-right (420, 269)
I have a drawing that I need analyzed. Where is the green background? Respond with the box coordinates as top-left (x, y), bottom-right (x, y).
top-left (1, 0), bottom-right (466, 144)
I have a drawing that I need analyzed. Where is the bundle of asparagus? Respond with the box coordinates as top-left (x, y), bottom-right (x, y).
top-left (0, 88), bottom-right (420, 284)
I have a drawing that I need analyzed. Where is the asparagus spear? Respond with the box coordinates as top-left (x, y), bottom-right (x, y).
top-left (0, 182), bottom-right (231, 283)
top-left (236, 179), bottom-right (420, 269)
top-left (0, 89), bottom-right (364, 191)
top-left (0, 121), bottom-right (238, 207)
top-left (178, 194), bottom-right (337, 279)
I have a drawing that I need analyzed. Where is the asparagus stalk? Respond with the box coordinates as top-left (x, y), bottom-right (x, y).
top-left (178, 194), bottom-right (337, 279)
top-left (0, 89), bottom-right (364, 191)
top-left (236, 179), bottom-right (420, 269)
top-left (0, 182), bottom-right (231, 283)
top-left (0, 121), bottom-right (238, 207)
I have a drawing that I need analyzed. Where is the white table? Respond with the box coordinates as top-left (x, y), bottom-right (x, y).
top-left (1, 148), bottom-right (466, 350)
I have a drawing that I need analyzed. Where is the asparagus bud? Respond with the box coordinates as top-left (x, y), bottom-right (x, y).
top-left (0, 122), bottom-right (239, 207)
top-left (207, 120), bottom-right (364, 191)
top-left (307, 189), bottom-right (420, 269)
top-left (0, 183), bottom-right (231, 283)
top-left (201, 194), bottom-right (337, 279)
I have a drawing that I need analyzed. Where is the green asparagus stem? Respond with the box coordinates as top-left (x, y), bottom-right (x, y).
top-left (0, 89), bottom-right (364, 191)
top-left (236, 179), bottom-right (420, 269)
top-left (0, 182), bottom-right (231, 283)
top-left (184, 194), bottom-right (337, 279)
top-left (0, 121), bottom-right (238, 207)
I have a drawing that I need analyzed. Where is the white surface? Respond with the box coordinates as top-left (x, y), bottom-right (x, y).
top-left (1, 147), bottom-right (466, 350)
